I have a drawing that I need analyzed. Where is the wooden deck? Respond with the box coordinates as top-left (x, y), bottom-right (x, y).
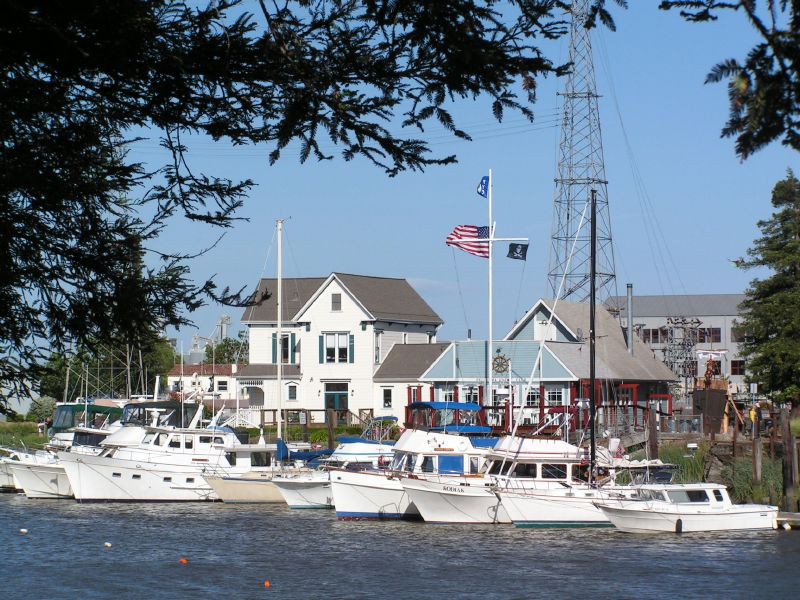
top-left (777, 512), bottom-right (800, 530)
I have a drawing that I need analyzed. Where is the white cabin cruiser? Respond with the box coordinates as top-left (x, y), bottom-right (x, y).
top-left (594, 482), bottom-right (779, 533)
top-left (273, 439), bottom-right (395, 509)
top-left (331, 403), bottom-right (497, 520)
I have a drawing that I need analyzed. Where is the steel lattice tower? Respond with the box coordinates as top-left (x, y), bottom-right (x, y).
top-left (547, 0), bottom-right (616, 302)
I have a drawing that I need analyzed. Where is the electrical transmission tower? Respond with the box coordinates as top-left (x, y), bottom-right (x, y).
top-left (663, 317), bottom-right (701, 404)
top-left (547, 0), bottom-right (616, 302)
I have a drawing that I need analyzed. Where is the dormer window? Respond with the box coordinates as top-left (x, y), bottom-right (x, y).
top-left (331, 293), bottom-right (342, 311)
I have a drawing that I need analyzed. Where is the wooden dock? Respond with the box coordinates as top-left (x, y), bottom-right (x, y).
top-left (777, 512), bottom-right (800, 530)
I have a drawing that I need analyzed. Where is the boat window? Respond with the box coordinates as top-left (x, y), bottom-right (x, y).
top-left (142, 433), bottom-right (155, 445)
top-left (225, 452), bottom-right (237, 466)
top-left (184, 436), bottom-right (194, 450)
top-left (53, 407), bottom-right (76, 429)
top-left (112, 472), bottom-right (121, 478)
top-left (420, 455), bottom-right (435, 473)
top-left (666, 489), bottom-right (709, 503)
top-left (199, 436), bottom-right (212, 444)
top-left (713, 489), bottom-right (724, 502)
top-left (155, 433), bottom-right (169, 446)
top-left (404, 454), bottom-right (417, 472)
top-left (388, 454), bottom-right (405, 471)
top-left (512, 463), bottom-right (537, 478)
top-left (470, 456), bottom-right (480, 475)
top-left (572, 464), bottom-right (590, 482)
top-left (186, 478), bottom-right (194, 483)
top-left (163, 477), bottom-right (172, 482)
top-left (132, 474), bottom-right (141, 480)
top-left (168, 436), bottom-right (181, 448)
top-left (213, 437), bottom-right (224, 445)
top-left (251, 452), bottom-right (271, 467)
top-left (488, 460), bottom-right (512, 476)
top-left (541, 464), bottom-right (568, 480)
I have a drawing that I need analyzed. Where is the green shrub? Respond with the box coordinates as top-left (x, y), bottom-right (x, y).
top-left (721, 457), bottom-right (784, 505)
top-left (656, 442), bottom-right (709, 483)
top-left (0, 421), bottom-right (45, 450)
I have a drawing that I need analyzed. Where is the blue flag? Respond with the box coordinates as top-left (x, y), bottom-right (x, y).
top-left (476, 175), bottom-right (489, 198)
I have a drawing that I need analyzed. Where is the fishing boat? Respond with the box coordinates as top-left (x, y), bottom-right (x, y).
top-left (594, 483), bottom-right (779, 533)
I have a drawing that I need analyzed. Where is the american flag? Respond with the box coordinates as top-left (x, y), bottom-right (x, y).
top-left (445, 225), bottom-right (490, 258)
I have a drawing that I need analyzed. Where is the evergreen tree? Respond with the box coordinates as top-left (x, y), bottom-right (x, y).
top-left (660, 1), bottom-right (800, 159)
top-left (736, 170), bottom-right (800, 406)
top-left (1, 1), bottom-right (623, 409)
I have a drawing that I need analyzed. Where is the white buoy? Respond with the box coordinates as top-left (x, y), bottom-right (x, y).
top-left (104, 542), bottom-right (112, 548)
top-left (19, 528), bottom-right (28, 535)
top-left (782, 522), bottom-right (791, 531)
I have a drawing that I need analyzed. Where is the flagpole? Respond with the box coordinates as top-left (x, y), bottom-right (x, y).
top-left (488, 168), bottom-right (493, 414)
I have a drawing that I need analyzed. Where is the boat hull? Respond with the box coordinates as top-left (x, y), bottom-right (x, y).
top-left (59, 452), bottom-right (216, 502)
top-left (401, 476), bottom-right (510, 524)
top-left (500, 488), bottom-right (612, 528)
top-left (597, 504), bottom-right (779, 533)
top-left (205, 474), bottom-right (284, 503)
top-left (330, 469), bottom-right (419, 520)
top-left (272, 473), bottom-right (333, 509)
top-left (10, 463), bottom-right (73, 499)
top-left (0, 460), bottom-right (20, 491)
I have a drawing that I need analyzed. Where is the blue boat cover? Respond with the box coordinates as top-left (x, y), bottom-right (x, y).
top-left (429, 425), bottom-right (493, 434)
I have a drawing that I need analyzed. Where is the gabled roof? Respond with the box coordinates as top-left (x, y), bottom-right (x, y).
top-left (241, 272), bottom-right (443, 325)
top-left (241, 277), bottom-right (327, 323)
top-left (606, 294), bottom-right (746, 318)
top-left (503, 299), bottom-right (677, 382)
top-left (373, 343), bottom-right (449, 380)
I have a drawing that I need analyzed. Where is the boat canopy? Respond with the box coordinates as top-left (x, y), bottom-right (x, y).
top-left (429, 424), bottom-right (493, 435)
top-left (407, 402), bottom-right (482, 412)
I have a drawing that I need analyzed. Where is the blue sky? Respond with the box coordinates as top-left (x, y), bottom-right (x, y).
top-left (140, 3), bottom-right (797, 351)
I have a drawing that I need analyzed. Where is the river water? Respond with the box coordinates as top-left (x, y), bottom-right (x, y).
top-left (3, 493), bottom-right (798, 600)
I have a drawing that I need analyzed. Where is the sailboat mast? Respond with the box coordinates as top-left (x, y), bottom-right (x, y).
top-left (276, 218), bottom-right (283, 441)
top-left (589, 189), bottom-right (597, 479)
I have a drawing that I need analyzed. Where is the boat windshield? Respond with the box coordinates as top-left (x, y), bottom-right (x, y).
top-left (389, 453), bottom-right (407, 471)
top-left (665, 489), bottom-right (709, 504)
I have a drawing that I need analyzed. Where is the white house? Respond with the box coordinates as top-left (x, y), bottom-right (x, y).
top-left (235, 273), bottom-right (443, 424)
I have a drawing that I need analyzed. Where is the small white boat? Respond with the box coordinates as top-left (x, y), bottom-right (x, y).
top-left (594, 483), bottom-right (779, 533)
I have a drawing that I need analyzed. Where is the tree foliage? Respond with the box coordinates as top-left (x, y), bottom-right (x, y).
top-left (204, 332), bottom-right (249, 365)
top-left (660, 1), bottom-right (800, 159)
top-left (38, 336), bottom-right (177, 402)
top-left (26, 396), bottom-right (57, 423)
top-left (0, 0), bottom-right (622, 408)
top-left (736, 171), bottom-right (800, 406)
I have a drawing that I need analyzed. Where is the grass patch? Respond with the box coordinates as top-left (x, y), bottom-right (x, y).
top-left (0, 421), bottom-right (46, 451)
top-left (653, 442), bottom-right (709, 483)
top-left (791, 418), bottom-right (800, 437)
top-left (721, 457), bottom-right (784, 505)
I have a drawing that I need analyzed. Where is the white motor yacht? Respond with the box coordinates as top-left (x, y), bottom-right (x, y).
top-left (594, 482), bottom-right (779, 533)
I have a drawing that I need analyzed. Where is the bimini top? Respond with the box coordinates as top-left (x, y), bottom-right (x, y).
top-left (407, 402), bottom-right (482, 412)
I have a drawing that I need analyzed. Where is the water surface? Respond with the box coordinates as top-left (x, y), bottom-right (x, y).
top-left (3, 494), bottom-right (797, 599)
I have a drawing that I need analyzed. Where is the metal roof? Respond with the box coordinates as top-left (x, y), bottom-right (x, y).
top-left (606, 294), bottom-right (746, 318)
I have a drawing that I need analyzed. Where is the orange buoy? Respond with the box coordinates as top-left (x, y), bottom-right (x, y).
top-left (263, 581), bottom-right (271, 588)
top-left (179, 558), bottom-right (189, 565)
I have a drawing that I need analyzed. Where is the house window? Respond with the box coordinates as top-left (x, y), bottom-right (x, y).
top-left (441, 390), bottom-right (454, 403)
top-left (410, 387), bottom-right (419, 402)
top-left (698, 327), bottom-right (722, 344)
top-left (374, 330), bottom-right (382, 364)
top-left (288, 385), bottom-right (297, 401)
top-left (731, 360), bottom-right (745, 376)
top-left (331, 293), bottom-right (342, 311)
top-left (462, 388), bottom-right (478, 404)
top-left (704, 360), bottom-right (722, 376)
top-left (545, 387), bottom-right (563, 407)
top-left (217, 380), bottom-right (228, 392)
top-left (731, 327), bottom-right (746, 343)
top-left (383, 389), bottom-right (392, 408)
top-left (325, 332), bottom-right (350, 363)
top-left (526, 388), bottom-right (541, 407)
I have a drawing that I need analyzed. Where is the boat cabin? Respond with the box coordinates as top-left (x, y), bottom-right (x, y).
top-left (51, 402), bottom-right (122, 433)
top-left (404, 402), bottom-right (490, 435)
